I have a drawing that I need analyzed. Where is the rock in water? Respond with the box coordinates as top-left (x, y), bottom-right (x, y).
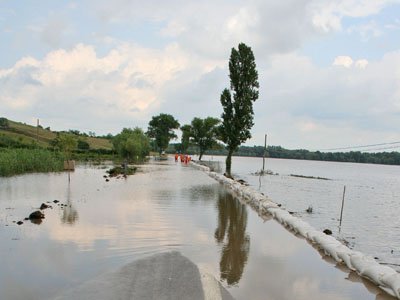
top-left (29, 211), bottom-right (45, 219)
top-left (323, 229), bottom-right (333, 235)
top-left (40, 203), bottom-right (49, 210)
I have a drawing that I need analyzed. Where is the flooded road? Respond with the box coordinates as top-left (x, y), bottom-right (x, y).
top-left (0, 159), bottom-right (395, 299)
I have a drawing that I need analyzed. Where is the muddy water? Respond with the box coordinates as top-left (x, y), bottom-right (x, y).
top-left (0, 159), bottom-right (395, 299)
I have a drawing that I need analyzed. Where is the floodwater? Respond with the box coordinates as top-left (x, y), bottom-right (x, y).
top-left (0, 158), bottom-right (396, 299)
top-left (202, 155), bottom-right (400, 271)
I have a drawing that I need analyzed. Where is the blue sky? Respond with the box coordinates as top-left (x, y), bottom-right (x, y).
top-left (1, 0), bottom-right (400, 150)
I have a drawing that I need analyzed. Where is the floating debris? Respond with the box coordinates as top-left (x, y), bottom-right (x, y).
top-left (306, 205), bottom-right (313, 213)
top-left (253, 169), bottom-right (278, 176)
top-left (290, 174), bottom-right (330, 180)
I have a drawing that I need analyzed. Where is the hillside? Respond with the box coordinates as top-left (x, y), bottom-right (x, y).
top-left (0, 119), bottom-right (112, 150)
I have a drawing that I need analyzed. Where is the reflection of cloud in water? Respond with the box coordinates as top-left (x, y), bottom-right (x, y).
top-left (291, 277), bottom-right (351, 300)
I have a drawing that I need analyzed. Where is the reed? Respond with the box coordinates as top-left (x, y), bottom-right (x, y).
top-left (0, 148), bottom-right (64, 176)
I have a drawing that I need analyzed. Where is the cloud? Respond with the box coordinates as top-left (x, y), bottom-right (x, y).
top-left (250, 50), bottom-right (400, 149)
top-left (309, 0), bottom-right (399, 32)
top-left (0, 43), bottom-right (192, 132)
top-left (355, 59), bottom-right (368, 69)
top-left (333, 55), bottom-right (354, 67)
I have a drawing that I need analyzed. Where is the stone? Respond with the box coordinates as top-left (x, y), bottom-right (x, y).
top-left (29, 210), bottom-right (45, 219)
top-left (40, 203), bottom-right (49, 210)
top-left (323, 229), bottom-right (332, 235)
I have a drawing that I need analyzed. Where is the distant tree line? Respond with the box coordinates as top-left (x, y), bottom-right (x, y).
top-left (201, 145), bottom-right (400, 166)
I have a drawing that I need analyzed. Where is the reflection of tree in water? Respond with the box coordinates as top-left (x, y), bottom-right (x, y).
top-left (215, 190), bottom-right (250, 285)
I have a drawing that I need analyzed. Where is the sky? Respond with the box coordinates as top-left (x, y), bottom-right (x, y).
top-left (1, 0), bottom-right (400, 151)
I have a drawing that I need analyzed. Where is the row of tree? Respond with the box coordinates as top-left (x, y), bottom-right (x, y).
top-left (139, 43), bottom-right (259, 177)
top-left (2, 43), bottom-right (260, 177)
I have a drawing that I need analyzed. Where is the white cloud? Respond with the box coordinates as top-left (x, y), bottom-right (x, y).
top-left (0, 43), bottom-right (194, 132)
top-left (355, 59), bottom-right (368, 68)
top-left (332, 55), bottom-right (354, 67)
top-left (251, 50), bottom-right (400, 149)
top-left (309, 0), bottom-right (398, 32)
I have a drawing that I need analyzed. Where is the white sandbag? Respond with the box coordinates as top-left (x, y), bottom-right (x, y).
top-left (380, 273), bottom-right (400, 298)
top-left (361, 265), bottom-right (397, 286)
top-left (350, 253), bottom-right (377, 274)
top-left (306, 230), bottom-right (326, 244)
top-left (337, 247), bottom-right (355, 270)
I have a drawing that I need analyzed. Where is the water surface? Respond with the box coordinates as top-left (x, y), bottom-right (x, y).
top-left (202, 155), bottom-right (400, 270)
top-left (0, 159), bottom-right (395, 299)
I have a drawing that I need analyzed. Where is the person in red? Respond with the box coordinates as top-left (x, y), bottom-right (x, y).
top-left (180, 154), bottom-right (184, 163)
top-left (184, 155), bottom-right (188, 164)
top-left (175, 153), bottom-right (179, 162)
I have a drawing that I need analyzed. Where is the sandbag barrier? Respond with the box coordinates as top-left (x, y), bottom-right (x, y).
top-left (191, 161), bottom-right (400, 299)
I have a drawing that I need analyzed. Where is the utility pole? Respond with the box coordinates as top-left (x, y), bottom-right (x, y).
top-left (339, 185), bottom-right (346, 233)
top-left (262, 134), bottom-right (267, 173)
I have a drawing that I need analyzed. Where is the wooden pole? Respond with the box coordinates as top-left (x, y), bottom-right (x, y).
top-left (262, 134), bottom-right (267, 173)
top-left (36, 118), bottom-right (39, 143)
top-left (339, 185), bottom-right (346, 229)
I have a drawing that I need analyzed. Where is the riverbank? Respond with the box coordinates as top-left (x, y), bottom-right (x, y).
top-left (0, 158), bottom-right (395, 299)
top-left (191, 159), bottom-right (400, 299)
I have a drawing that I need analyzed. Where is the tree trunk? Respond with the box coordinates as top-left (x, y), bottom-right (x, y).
top-left (225, 149), bottom-right (234, 178)
top-left (199, 150), bottom-right (204, 161)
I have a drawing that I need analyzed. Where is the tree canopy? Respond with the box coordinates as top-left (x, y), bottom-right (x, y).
top-left (113, 127), bottom-right (150, 162)
top-left (147, 114), bottom-right (180, 154)
top-left (190, 117), bottom-right (220, 160)
top-left (180, 124), bottom-right (192, 153)
top-left (219, 43), bottom-right (259, 177)
top-left (0, 117), bottom-right (9, 129)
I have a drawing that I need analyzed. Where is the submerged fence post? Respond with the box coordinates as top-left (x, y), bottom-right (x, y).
top-left (339, 185), bottom-right (346, 231)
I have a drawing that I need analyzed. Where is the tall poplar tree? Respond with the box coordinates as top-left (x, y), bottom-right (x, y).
top-left (219, 43), bottom-right (259, 177)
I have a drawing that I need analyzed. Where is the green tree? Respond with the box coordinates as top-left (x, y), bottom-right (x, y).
top-left (180, 124), bottom-right (192, 153)
top-left (191, 117), bottom-right (220, 160)
top-left (113, 127), bottom-right (150, 162)
top-left (147, 114), bottom-right (180, 154)
top-left (77, 139), bottom-right (90, 150)
top-left (0, 117), bottom-right (9, 129)
top-left (219, 43), bottom-right (259, 177)
top-left (58, 134), bottom-right (77, 160)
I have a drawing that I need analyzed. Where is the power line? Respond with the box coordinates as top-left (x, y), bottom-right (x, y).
top-left (362, 145), bottom-right (400, 152)
top-left (317, 141), bottom-right (400, 152)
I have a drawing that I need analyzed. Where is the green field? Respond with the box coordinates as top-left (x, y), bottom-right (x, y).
top-left (0, 119), bottom-right (112, 150)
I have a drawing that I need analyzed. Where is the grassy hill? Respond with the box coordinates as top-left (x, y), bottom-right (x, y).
top-left (0, 119), bottom-right (112, 150)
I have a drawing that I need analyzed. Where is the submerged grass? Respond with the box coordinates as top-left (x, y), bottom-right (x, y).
top-left (0, 148), bottom-right (65, 176)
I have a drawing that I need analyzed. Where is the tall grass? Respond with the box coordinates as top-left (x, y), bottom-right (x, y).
top-left (0, 148), bottom-right (65, 176)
